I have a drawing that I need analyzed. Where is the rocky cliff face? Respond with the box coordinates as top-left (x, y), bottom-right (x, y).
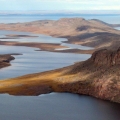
top-left (0, 48), bottom-right (120, 103)
top-left (91, 47), bottom-right (120, 66)
top-left (56, 47), bottom-right (120, 103)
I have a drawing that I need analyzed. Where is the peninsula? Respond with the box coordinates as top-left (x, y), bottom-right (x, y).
top-left (0, 47), bottom-right (120, 103)
top-left (0, 18), bottom-right (120, 103)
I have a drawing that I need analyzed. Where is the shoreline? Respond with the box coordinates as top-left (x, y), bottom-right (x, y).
top-left (0, 18), bottom-right (120, 54)
top-left (0, 40), bottom-right (69, 52)
top-left (0, 48), bottom-right (120, 103)
top-left (0, 30), bottom-right (94, 54)
top-left (0, 18), bottom-right (120, 104)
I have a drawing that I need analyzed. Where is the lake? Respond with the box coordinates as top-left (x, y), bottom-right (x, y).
top-left (0, 14), bottom-right (120, 120)
top-left (0, 30), bottom-right (91, 79)
top-left (0, 93), bottom-right (120, 120)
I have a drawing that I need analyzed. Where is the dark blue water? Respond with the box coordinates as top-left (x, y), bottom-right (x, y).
top-left (0, 93), bottom-right (120, 120)
top-left (0, 14), bottom-right (120, 24)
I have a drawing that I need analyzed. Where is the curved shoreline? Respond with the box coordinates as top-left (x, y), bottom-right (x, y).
top-left (0, 48), bottom-right (120, 103)
top-left (0, 30), bottom-right (93, 54)
top-left (0, 41), bottom-right (69, 52)
top-left (0, 18), bottom-right (120, 104)
top-left (0, 18), bottom-right (120, 54)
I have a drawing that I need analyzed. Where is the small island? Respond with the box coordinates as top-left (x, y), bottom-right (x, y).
top-left (0, 54), bottom-right (15, 68)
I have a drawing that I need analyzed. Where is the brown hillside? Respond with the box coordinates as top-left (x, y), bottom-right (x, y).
top-left (0, 47), bottom-right (120, 103)
top-left (0, 18), bottom-right (120, 53)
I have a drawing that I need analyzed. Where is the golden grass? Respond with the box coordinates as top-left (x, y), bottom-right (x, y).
top-left (0, 62), bottom-right (94, 96)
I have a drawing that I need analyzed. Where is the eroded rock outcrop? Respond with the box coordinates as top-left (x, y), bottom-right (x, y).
top-left (57, 47), bottom-right (120, 103)
top-left (0, 48), bottom-right (120, 103)
top-left (0, 55), bottom-right (15, 68)
top-left (91, 47), bottom-right (120, 66)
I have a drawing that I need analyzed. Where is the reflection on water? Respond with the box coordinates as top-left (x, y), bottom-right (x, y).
top-left (0, 93), bottom-right (120, 120)
top-left (0, 30), bottom-right (67, 44)
top-left (0, 30), bottom-right (120, 120)
top-left (0, 45), bottom-right (91, 79)
top-left (0, 30), bottom-right (93, 50)
top-left (0, 30), bottom-right (92, 79)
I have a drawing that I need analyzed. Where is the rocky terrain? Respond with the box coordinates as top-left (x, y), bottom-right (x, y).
top-left (0, 18), bottom-right (120, 53)
top-left (0, 54), bottom-right (15, 68)
top-left (0, 18), bottom-right (120, 103)
top-left (0, 47), bottom-right (120, 103)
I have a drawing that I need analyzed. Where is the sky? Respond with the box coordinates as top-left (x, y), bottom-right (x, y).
top-left (0, 0), bottom-right (120, 11)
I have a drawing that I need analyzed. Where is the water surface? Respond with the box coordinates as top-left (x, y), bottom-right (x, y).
top-left (0, 93), bottom-right (120, 120)
top-left (0, 14), bottom-right (120, 24)
top-left (0, 30), bottom-right (91, 79)
top-left (0, 45), bottom-right (90, 79)
top-left (0, 15), bottom-right (120, 120)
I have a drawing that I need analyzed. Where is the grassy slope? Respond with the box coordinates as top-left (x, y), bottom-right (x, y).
top-left (0, 54), bottom-right (120, 103)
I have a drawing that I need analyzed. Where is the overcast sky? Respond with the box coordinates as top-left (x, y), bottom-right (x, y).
top-left (0, 0), bottom-right (119, 11)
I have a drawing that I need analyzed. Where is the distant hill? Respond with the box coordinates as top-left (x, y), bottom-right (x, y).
top-left (0, 18), bottom-right (120, 53)
top-left (0, 18), bottom-right (120, 103)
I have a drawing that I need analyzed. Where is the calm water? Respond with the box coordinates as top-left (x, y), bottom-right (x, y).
top-left (0, 45), bottom-right (90, 79)
top-left (0, 14), bottom-right (120, 120)
top-left (0, 30), bottom-right (91, 79)
top-left (0, 30), bottom-right (67, 44)
top-left (0, 93), bottom-right (120, 120)
top-left (0, 30), bottom-right (93, 49)
top-left (0, 14), bottom-right (120, 24)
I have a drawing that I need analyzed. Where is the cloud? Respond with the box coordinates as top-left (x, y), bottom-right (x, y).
top-left (0, 0), bottom-right (119, 2)
top-left (91, 5), bottom-right (120, 10)
top-left (0, 0), bottom-right (119, 10)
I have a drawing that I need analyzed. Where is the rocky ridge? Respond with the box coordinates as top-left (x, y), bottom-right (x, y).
top-left (0, 18), bottom-right (120, 103)
top-left (0, 18), bottom-right (120, 53)
top-left (91, 48), bottom-right (120, 66)
top-left (57, 47), bottom-right (120, 103)
top-left (0, 48), bottom-right (120, 103)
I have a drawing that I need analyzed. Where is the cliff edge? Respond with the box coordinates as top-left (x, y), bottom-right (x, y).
top-left (0, 48), bottom-right (120, 103)
top-left (57, 47), bottom-right (120, 103)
